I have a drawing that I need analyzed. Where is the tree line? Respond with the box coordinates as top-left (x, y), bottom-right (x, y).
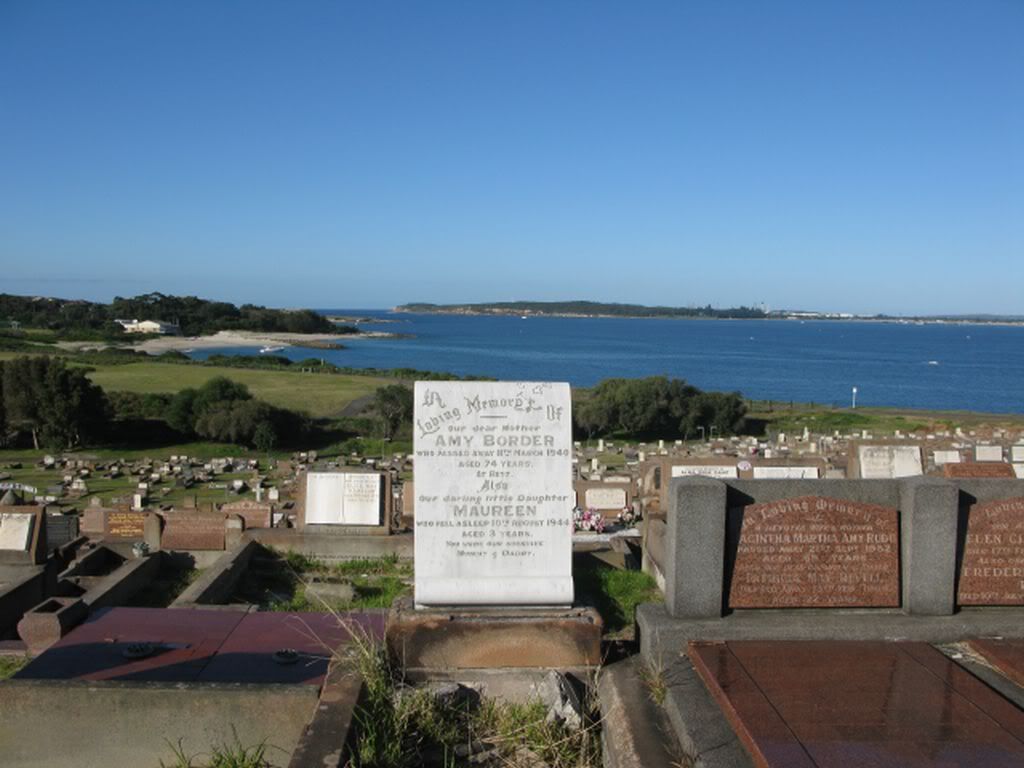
top-left (369, 376), bottom-right (747, 442)
top-left (1, 358), bottom-right (746, 451)
top-left (574, 376), bottom-right (746, 439)
top-left (0, 356), bottom-right (309, 451)
top-left (0, 292), bottom-right (339, 338)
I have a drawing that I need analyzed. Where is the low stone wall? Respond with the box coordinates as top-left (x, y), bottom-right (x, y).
top-left (0, 679), bottom-right (319, 768)
top-left (245, 528), bottom-right (413, 562)
top-left (0, 567), bottom-right (48, 634)
top-left (81, 552), bottom-right (163, 610)
top-left (172, 540), bottom-right (261, 607)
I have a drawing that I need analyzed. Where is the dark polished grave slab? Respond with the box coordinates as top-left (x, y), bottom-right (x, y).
top-left (690, 640), bottom-right (1024, 767)
top-left (969, 638), bottom-right (1024, 689)
top-left (16, 606), bottom-right (243, 682)
top-left (204, 610), bottom-right (385, 685)
top-left (727, 496), bottom-right (899, 608)
top-left (958, 496), bottom-right (1024, 606)
top-left (15, 606), bottom-right (384, 685)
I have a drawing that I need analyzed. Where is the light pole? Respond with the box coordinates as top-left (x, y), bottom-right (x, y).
top-left (709, 426), bottom-right (718, 441)
top-left (697, 426), bottom-right (705, 442)
top-left (852, 386), bottom-right (858, 409)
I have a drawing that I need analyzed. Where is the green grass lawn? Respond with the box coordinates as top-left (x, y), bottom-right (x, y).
top-left (83, 362), bottom-right (389, 418)
top-left (235, 552), bottom-right (413, 612)
top-left (0, 656), bottom-right (28, 680)
top-left (573, 554), bottom-right (661, 638)
top-left (748, 401), bottom-right (1024, 434)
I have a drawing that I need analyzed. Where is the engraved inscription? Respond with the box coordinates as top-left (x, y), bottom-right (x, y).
top-left (414, 381), bottom-right (573, 606)
top-left (958, 497), bottom-right (1024, 606)
top-left (727, 496), bottom-right (899, 608)
top-left (161, 512), bottom-right (226, 551)
top-left (105, 510), bottom-right (146, 540)
top-left (943, 463), bottom-right (1015, 479)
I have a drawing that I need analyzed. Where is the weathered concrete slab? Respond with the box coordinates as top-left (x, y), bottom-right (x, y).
top-left (387, 597), bottom-right (601, 669)
top-left (598, 657), bottom-right (681, 768)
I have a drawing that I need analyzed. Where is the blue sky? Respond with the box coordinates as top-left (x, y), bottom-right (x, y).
top-left (1, 1), bottom-right (1021, 314)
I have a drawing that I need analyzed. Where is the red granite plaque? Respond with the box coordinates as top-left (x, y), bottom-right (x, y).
top-left (958, 497), bottom-right (1024, 606)
top-left (220, 500), bottom-right (272, 529)
top-left (160, 511), bottom-right (226, 551)
top-left (689, 641), bottom-right (1024, 768)
top-left (103, 510), bottom-right (146, 540)
top-left (943, 462), bottom-right (1015, 479)
top-left (728, 496), bottom-right (899, 608)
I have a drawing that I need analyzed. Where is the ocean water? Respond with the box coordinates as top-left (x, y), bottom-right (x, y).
top-left (189, 311), bottom-right (1024, 414)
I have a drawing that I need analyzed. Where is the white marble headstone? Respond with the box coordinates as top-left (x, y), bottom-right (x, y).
top-left (1012, 445), bottom-right (1024, 463)
top-left (413, 381), bottom-right (573, 606)
top-left (305, 472), bottom-right (383, 525)
top-left (857, 445), bottom-right (922, 479)
top-left (584, 486), bottom-right (627, 510)
top-left (933, 450), bottom-right (961, 466)
top-left (975, 445), bottom-right (1004, 463)
top-left (0, 512), bottom-right (35, 551)
top-left (752, 466), bottom-right (820, 479)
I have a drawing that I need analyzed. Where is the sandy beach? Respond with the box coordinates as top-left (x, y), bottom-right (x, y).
top-left (134, 330), bottom-right (354, 354)
top-left (55, 329), bottom-right (397, 355)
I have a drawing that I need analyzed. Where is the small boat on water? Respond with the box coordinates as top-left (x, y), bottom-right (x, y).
top-left (260, 345), bottom-right (285, 354)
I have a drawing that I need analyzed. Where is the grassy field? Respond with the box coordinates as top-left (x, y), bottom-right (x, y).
top-left (746, 401), bottom-right (1024, 435)
top-left (83, 361), bottom-right (389, 418)
top-left (0, 459), bottom-right (279, 509)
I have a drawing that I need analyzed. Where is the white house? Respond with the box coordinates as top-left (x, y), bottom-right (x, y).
top-left (115, 319), bottom-right (181, 335)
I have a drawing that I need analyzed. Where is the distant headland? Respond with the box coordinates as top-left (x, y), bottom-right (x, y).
top-left (395, 301), bottom-right (766, 320)
top-left (395, 301), bottom-right (1024, 325)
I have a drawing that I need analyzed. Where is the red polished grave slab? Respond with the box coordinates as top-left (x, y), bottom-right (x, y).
top-left (15, 607), bottom-right (244, 682)
top-left (690, 640), bottom-right (1024, 768)
top-left (14, 607), bottom-right (386, 686)
top-left (200, 611), bottom-right (386, 685)
top-left (969, 638), bottom-right (1024, 689)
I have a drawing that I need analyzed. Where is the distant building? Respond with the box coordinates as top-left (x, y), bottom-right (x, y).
top-left (115, 319), bottom-right (181, 335)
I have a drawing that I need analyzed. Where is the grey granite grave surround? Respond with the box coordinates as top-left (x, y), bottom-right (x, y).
top-left (639, 476), bottom-right (1024, 768)
top-left (900, 477), bottom-right (959, 615)
top-left (664, 477), bottom-right (726, 619)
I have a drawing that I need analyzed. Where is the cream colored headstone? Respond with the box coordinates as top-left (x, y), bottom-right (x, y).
top-left (584, 487), bottom-right (627, 510)
top-left (305, 472), bottom-right (382, 525)
top-left (975, 445), bottom-right (1003, 462)
top-left (857, 446), bottom-right (922, 479)
top-left (0, 512), bottom-right (34, 551)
